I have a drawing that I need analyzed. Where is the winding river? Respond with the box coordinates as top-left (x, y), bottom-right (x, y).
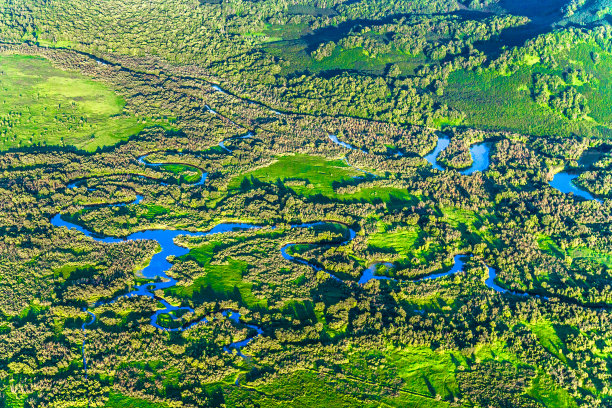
top-left (56, 134), bottom-right (530, 378)
top-left (328, 133), bottom-right (493, 174)
top-left (138, 154), bottom-right (208, 186)
top-left (354, 254), bottom-right (511, 295)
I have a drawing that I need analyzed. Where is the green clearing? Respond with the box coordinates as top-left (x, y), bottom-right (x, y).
top-left (471, 335), bottom-right (576, 407)
top-left (105, 392), bottom-right (169, 407)
top-left (141, 204), bottom-right (171, 219)
top-left (53, 262), bottom-right (100, 280)
top-left (3, 389), bottom-right (26, 408)
top-left (367, 223), bottom-right (421, 256)
top-left (167, 242), bottom-right (266, 309)
top-left (159, 163), bottom-right (202, 184)
top-left (364, 219), bottom-right (446, 268)
top-left (337, 186), bottom-right (418, 204)
top-left (537, 235), bottom-right (566, 259)
top-left (231, 370), bottom-right (375, 407)
top-left (538, 234), bottom-right (612, 267)
top-left (228, 154), bottom-right (361, 197)
top-left (229, 154), bottom-right (419, 203)
top-left (471, 340), bottom-right (522, 365)
top-left (440, 206), bottom-right (496, 247)
top-left (528, 371), bottom-right (578, 408)
top-left (523, 321), bottom-right (568, 363)
top-left (383, 346), bottom-right (462, 401)
top-left (0, 54), bottom-right (148, 151)
top-left (233, 368), bottom-right (451, 407)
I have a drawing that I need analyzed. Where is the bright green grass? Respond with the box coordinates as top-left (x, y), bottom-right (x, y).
top-left (538, 235), bottom-right (612, 267)
top-left (365, 220), bottom-right (445, 268)
top-left (528, 371), bottom-right (578, 408)
top-left (336, 186), bottom-right (418, 204)
top-left (53, 262), bottom-right (100, 280)
top-left (233, 368), bottom-right (451, 407)
top-left (105, 392), bottom-right (169, 407)
top-left (524, 321), bottom-right (567, 363)
top-left (537, 234), bottom-right (565, 259)
top-left (228, 154), bottom-right (361, 197)
top-left (3, 389), bottom-right (25, 408)
top-left (440, 207), bottom-right (479, 228)
top-left (159, 163), bottom-right (202, 184)
top-left (0, 54), bottom-right (148, 151)
top-left (231, 370), bottom-right (372, 407)
top-left (441, 206), bottom-right (496, 247)
top-left (443, 66), bottom-right (600, 138)
top-left (471, 341), bottom-right (525, 367)
top-left (384, 346), bottom-right (462, 400)
top-left (167, 242), bottom-right (266, 309)
top-left (141, 204), bottom-right (170, 219)
top-left (367, 224), bottom-right (421, 255)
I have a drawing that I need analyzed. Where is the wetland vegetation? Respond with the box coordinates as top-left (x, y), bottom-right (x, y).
top-left (0, 0), bottom-right (611, 407)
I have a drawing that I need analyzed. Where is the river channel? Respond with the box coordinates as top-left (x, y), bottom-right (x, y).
top-left (55, 134), bottom-right (535, 377)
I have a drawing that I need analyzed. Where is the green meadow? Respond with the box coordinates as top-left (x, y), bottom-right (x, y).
top-left (229, 154), bottom-right (361, 197)
top-left (0, 54), bottom-right (147, 151)
top-left (159, 163), bottom-right (203, 184)
top-left (167, 241), bottom-right (266, 309)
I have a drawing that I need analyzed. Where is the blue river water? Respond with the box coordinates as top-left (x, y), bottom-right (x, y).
top-left (219, 131), bottom-right (253, 153)
top-left (549, 172), bottom-right (602, 203)
top-left (415, 255), bottom-right (468, 281)
top-left (424, 136), bottom-right (491, 174)
top-left (350, 254), bottom-right (515, 295)
top-left (56, 134), bottom-right (536, 375)
top-left (358, 262), bottom-right (394, 285)
top-left (424, 136), bottom-right (450, 171)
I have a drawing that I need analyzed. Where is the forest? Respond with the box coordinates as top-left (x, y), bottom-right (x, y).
top-left (0, 0), bottom-right (611, 407)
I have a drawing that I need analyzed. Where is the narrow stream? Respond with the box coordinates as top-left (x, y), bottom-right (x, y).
top-left (219, 131), bottom-right (254, 153)
top-left (138, 154), bottom-right (208, 186)
top-left (355, 254), bottom-right (514, 294)
top-left (56, 134), bottom-right (527, 379)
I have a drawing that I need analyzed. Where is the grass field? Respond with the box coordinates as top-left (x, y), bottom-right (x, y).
top-left (524, 321), bottom-right (568, 363)
top-left (167, 241), bottom-right (266, 309)
top-left (337, 186), bottom-right (418, 205)
top-left (538, 234), bottom-right (612, 267)
top-left (528, 371), bottom-right (578, 408)
top-left (0, 54), bottom-right (148, 151)
top-left (367, 223), bottom-right (422, 255)
top-left (383, 346), bottom-right (462, 401)
top-left (229, 154), bottom-right (361, 197)
top-left (106, 392), bottom-right (169, 407)
top-left (159, 163), bottom-right (202, 184)
top-left (229, 154), bottom-right (420, 204)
